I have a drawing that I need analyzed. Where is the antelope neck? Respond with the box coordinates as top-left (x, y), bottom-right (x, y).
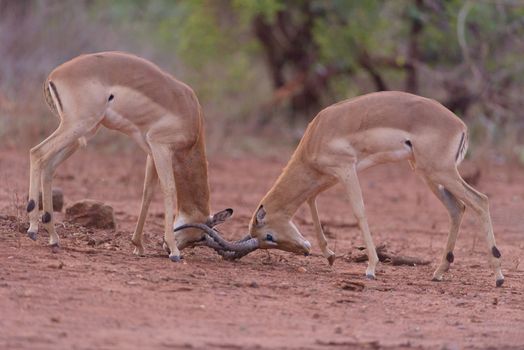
top-left (259, 158), bottom-right (325, 219)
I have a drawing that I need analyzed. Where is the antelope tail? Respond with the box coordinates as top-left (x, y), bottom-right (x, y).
top-left (455, 132), bottom-right (468, 165)
top-left (43, 80), bottom-right (63, 118)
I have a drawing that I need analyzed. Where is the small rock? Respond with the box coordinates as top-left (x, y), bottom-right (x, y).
top-left (249, 281), bottom-right (259, 288)
top-left (17, 222), bottom-right (29, 233)
top-left (470, 317), bottom-right (482, 323)
top-left (339, 280), bottom-right (365, 291)
top-left (194, 269), bottom-right (207, 276)
top-left (297, 266), bottom-right (307, 273)
top-left (47, 261), bottom-right (64, 269)
top-left (65, 199), bottom-right (116, 229)
top-left (38, 188), bottom-right (64, 212)
top-left (334, 326), bottom-right (343, 334)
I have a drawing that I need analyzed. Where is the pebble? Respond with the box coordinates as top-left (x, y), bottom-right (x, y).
top-left (47, 261), bottom-right (64, 269)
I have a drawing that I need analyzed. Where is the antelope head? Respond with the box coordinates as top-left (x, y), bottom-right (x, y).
top-left (174, 205), bottom-right (311, 259)
top-left (248, 205), bottom-right (311, 255)
top-left (173, 208), bottom-right (260, 259)
top-left (174, 208), bottom-right (234, 250)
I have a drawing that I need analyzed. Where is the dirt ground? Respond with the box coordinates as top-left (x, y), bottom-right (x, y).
top-left (1, 148), bottom-right (523, 350)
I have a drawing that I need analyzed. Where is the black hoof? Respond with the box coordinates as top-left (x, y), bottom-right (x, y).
top-left (492, 246), bottom-right (501, 259)
top-left (27, 199), bottom-right (36, 213)
top-left (365, 274), bottom-right (376, 280)
top-left (327, 255), bottom-right (336, 266)
top-left (496, 279), bottom-right (504, 288)
top-left (42, 212), bottom-right (52, 224)
top-left (304, 252), bottom-right (310, 256)
top-left (27, 231), bottom-right (37, 241)
top-left (169, 255), bottom-right (182, 262)
top-left (50, 243), bottom-right (60, 253)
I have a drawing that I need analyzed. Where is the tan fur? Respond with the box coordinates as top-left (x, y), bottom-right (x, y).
top-left (28, 51), bottom-right (211, 259)
top-left (249, 91), bottom-right (503, 285)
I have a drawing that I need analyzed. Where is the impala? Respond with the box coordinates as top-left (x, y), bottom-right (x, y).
top-left (177, 91), bottom-right (504, 287)
top-left (27, 51), bottom-right (233, 261)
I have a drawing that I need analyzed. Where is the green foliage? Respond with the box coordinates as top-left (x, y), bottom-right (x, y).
top-left (231, 0), bottom-right (284, 24)
top-left (176, 3), bottom-right (226, 67)
top-left (2, 0), bottom-right (523, 153)
top-left (313, 0), bottom-right (391, 68)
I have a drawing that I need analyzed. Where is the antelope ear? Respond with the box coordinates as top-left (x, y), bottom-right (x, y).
top-left (254, 205), bottom-right (266, 227)
top-left (207, 208), bottom-right (234, 227)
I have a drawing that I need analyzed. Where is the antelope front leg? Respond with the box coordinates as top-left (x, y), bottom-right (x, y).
top-left (307, 197), bottom-right (335, 265)
top-left (334, 164), bottom-right (379, 279)
top-left (131, 155), bottom-right (158, 256)
top-left (149, 142), bottom-right (181, 262)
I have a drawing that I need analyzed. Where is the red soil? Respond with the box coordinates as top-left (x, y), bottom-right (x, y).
top-left (1, 149), bottom-right (523, 349)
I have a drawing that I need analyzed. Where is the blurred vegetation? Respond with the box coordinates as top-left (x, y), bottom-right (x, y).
top-left (0, 0), bottom-right (523, 162)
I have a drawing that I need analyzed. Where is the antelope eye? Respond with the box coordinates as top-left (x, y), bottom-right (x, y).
top-left (266, 233), bottom-right (275, 242)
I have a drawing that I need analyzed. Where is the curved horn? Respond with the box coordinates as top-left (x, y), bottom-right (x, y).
top-left (217, 249), bottom-right (252, 261)
top-left (197, 234), bottom-right (224, 251)
top-left (175, 223), bottom-right (259, 252)
top-left (197, 235), bottom-right (254, 260)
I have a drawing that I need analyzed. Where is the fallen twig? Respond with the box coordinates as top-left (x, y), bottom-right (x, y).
top-left (347, 243), bottom-right (430, 266)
